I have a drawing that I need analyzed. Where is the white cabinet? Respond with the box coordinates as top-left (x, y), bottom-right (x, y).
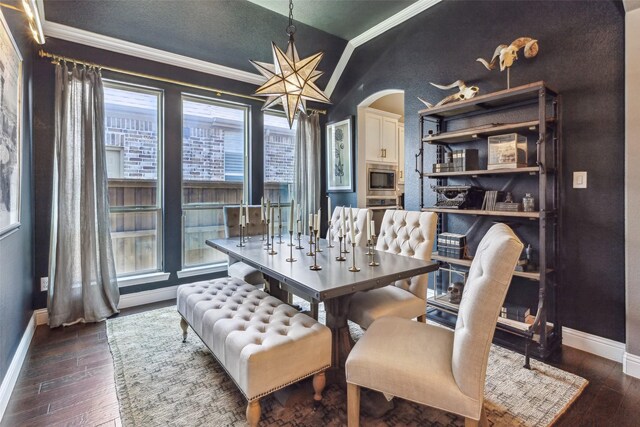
top-left (397, 123), bottom-right (405, 184)
top-left (363, 108), bottom-right (401, 164)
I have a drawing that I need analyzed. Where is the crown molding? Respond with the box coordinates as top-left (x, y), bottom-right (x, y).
top-left (325, 42), bottom-right (354, 98)
top-left (326, 0), bottom-right (441, 100)
top-left (350, 0), bottom-right (441, 48)
top-left (42, 21), bottom-right (267, 86)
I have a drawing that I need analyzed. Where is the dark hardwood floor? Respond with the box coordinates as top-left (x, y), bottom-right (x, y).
top-left (2, 301), bottom-right (639, 426)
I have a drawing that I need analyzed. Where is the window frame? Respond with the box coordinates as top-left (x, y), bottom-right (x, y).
top-left (103, 80), bottom-right (165, 281)
top-left (180, 93), bottom-right (250, 270)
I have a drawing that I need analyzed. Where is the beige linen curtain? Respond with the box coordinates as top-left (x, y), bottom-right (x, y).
top-left (48, 63), bottom-right (119, 328)
top-left (293, 112), bottom-right (321, 229)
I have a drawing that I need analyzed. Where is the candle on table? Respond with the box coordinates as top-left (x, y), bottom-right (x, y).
top-left (370, 220), bottom-right (376, 238)
top-left (349, 207), bottom-right (355, 243)
top-left (266, 199), bottom-right (271, 223)
top-left (309, 214), bottom-right (313, 230)
top-left (297, 219), bottom-right (302, 234)
top-left (317, 209), bottom-right (321, 231)
top-left (278, 197), bottom-right (282, 228)
top-left (341, 207), bottom-right (346, 237)
top-left (366, 210), bottom-right (372, 241)
top-left (245, 202), bottom-right (249, 224)
top-left (339, 225), bottom-right (343, 238)
top-left (289, 199), bottom-right (295, 232)
top-left (270, 208), bottom-right (275, 235)
top-left (261, 197), bottom-right (264, 221)
top-left (242, 215), bottom-right (247, 228)
top-left (239, 199), bottom-right (243, 226)
top-left (327, 196), bottom-right (331, 225)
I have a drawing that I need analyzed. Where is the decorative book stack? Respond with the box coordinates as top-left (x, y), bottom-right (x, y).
top-left (500, 303), bottom-right (530, 322)
top-left (437, 232), bottom-right (467, 259)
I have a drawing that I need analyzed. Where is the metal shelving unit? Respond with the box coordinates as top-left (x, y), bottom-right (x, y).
top-left (417, 81), bottom-right (562, 365)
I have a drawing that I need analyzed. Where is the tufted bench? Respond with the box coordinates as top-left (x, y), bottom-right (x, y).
top-left (177, 277), bottom-right (331, 427)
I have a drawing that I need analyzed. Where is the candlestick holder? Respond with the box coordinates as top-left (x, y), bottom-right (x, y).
top-left (335, 236), bottom-right (346, 261)
top-left (327, 222), bottom-right (335, 248)
top-left (236, 224), bottom-right (245, 247)
top-left (286, 231), bottom-right (296, 262)
top-left (369, 235), bottom-right (379, 267)
top-left (261, 220), bottom-right (266, 241)
top-left (366, 238), bottom-right (373, 255)
top-left (265, 220), bottom-right (271, 249)
top-left (268, 235), bottom-right (277, 255)
top-left (278, 224), bottom-right (284, 244)
top-left (309, 231), bottom-right (321, 270)
top-left (315, 230), bottom-right (323, 252)
top-left (348, 242), bottom-right (360, 272)
top-left (342, 236), bottom-right (350, 254)
top-left (307, 226), bottom-right (315, 256)
top-left (296, 231), bottom-right (304, 249)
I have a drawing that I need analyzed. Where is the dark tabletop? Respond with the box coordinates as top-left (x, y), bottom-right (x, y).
top-left (207, 237), bottom-right (438, 301)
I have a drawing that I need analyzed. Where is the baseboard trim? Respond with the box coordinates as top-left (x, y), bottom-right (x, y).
top-left (118, 285), bottom-right (178, 309)
top-left (0, 312), bottom-right (36, 423)
top-left (562, 327), bottom-right (626, 363)
top-left (623, 352), bottom-right (640, 379)
top-left (34, 308), bottom-right (48, 326)
top-left (33, 285), bottom-right (179, 327)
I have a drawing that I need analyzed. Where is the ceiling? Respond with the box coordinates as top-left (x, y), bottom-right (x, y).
top-left (246, 0), bottom-right (418, 40)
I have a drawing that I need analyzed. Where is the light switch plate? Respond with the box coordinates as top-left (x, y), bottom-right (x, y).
top-left (40, 277), bottom-right (48, 292)
top-left (573, 171), bottom-right (587, 189)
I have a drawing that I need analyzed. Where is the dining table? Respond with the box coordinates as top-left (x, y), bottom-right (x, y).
top-left (206, 234), bottom-right (438, 384)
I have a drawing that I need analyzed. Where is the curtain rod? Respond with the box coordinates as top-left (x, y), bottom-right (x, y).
top-left (38, 49), bottom-right (327, 115)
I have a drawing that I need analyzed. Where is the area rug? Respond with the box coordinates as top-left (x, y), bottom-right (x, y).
top-left (107, 306), bottom-right (587, 426)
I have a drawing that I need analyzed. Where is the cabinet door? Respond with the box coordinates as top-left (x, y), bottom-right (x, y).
top-left (365, 112), bottom-right (382, 162)
top-left (398, 124), bottom-right (405, 183)
top-left (381, 117), bottom-right (398, 163)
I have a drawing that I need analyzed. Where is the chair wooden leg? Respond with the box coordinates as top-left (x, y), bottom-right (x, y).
top-left (180, 317), bottom-right (188, 342)
top-left (246, 400), bottom-right (260, 427)
top-left (417, 314), bottom-right (426, 323)
top-left (347, 383), bottom-right (360, 427)
top-left (465, 417), bottom-right (479, 427)
top-left (313, 371), bottom-right (326, 402)
top-left (479, 405), bottom-right (487, 427)
top-left (310, 302), bottom-right (319, 320)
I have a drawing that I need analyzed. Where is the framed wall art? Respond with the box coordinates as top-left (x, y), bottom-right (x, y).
top-left (326, 116), bottom-right (354, 192)
top-left (0, 11), bottom-right (23, 237)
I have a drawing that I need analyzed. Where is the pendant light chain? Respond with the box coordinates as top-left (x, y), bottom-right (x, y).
top-left (286, 0), bottom-right (296, 37)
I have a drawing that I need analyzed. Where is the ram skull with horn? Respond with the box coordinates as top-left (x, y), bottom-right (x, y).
top-left (418, 80), bottom-right (479, 109)
top-left (477, 37), bottom-right (539, 88)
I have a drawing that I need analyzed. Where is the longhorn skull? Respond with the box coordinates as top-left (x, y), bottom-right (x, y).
top-left (418, 80), bottom-right (479, 109)
top-left (477, 37), bottom-right (539, 72)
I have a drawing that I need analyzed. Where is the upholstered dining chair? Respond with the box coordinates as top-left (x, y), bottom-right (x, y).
top-left (347, 210), bottom-right (437, 330)
top-left (345, 223), bottom-right (524, 427)
top-left (326, 206), bottom-right (370, 247)
top-left (223, 206), bottom-right (265, 287)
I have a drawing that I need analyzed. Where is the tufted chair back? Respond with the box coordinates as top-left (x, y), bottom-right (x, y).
top-left (224, 206), bottom-right (264, 238)
top-left (326, 206), bottom-right (370, 246)
top-left (375, 210), bottom-right (437, 299)
top-left (451, 223), bottom-right (523, 401)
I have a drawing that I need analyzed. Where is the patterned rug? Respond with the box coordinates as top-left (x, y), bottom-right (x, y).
top-left (107, 306), bottom-right (587, 426)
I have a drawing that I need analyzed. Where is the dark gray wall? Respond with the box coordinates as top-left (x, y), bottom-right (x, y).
top-left (0, 7), bottom-right (34, 384)
top-left (329, 0), bottom-right (626, 341)
top-left (43, 0), bottom-right (348, 89)
top-left (32, 37), bottom-right (331, 309)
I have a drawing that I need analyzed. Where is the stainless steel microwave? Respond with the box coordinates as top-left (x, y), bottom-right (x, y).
top-left (368, 168), bottom-right (396, 191)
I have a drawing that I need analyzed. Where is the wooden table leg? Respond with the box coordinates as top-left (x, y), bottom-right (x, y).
top-left (324, 294), bottom-right (355, 385)
top-left (266, 276), bottom-right (290, 302)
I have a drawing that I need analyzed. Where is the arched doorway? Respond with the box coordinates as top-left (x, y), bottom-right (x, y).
top-left (356, 90), bottom-right (405, 232)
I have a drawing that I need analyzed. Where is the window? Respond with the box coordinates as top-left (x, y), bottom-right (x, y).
top-left (263, 112), bottom-right (297, 233)
top-left (182, 95), bottom-right (248, 268)
top-left (104, 82), bottom-right (163, 278)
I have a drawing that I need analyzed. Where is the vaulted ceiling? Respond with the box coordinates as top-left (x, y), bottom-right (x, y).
top-left (39, 0), bottom-right (438, 97)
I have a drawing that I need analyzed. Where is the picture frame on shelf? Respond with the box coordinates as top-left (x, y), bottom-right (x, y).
top-left (326, 116), bottom-right (354, 192)
top-left (0, 11), bottom-right (23, 238)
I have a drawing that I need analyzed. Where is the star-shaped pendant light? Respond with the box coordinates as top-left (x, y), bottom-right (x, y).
top-left (250, 0), bottom-right (331, 128)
